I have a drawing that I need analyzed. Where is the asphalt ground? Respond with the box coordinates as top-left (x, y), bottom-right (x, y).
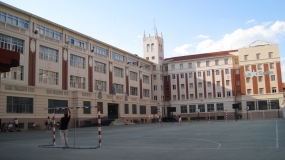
top-left (0, 119), bottom-right (285, 160)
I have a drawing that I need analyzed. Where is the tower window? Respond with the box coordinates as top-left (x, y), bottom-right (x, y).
top-left (147, 44), bottom-right (150, 52)
top-left (151, 43), bottom-right (154, 51)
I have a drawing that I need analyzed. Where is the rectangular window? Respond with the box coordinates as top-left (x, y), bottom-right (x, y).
top-left (1, 66), bottom-right (24, 81)
top-left (245, 66), bottom-right (249, 71)
top-left (146, 57), bottom-right (149, 60)
top-left (154, 95), bottom-right (157, 100)
top-left (48, 99), bottom-right (68, 114)
top-left (130, 86), bottom-right (138, 96)
top-left (70, 54), bottom-right (85, 69)
top-left (270, 63), bottom-right (274, 69)
top-left (180, 73), bottom-right (184, 78)
top-left (39, 69), bottom-right (58, 85)
top-left (130, 71), bottom-right (138, 81)
top-left (83, 101), bottom-right (91, 114)
top-left (207, 82), bottom-right (211, 87)
top-left (172, 74), bottom-right (175, 79)
top-left (95, 80), bottom-right (107, 92)
top-left (97, 102), bottom-right (103, 114)
top-left (199, 93), bottom-right (203, 99)
top-left (151, 106), bottom-right (158, 114)
top-left (180, 64), bottom-right (183, 69)
top-left (165, 66), bottom-right (168, 71)
top-left (140, 105), bottom-right (146, 114)
top-left (208, 92), bottom-right (212, 98)
top-left (152, 56), bottom-right (155, 60)
top-left (198, 82), bottom-right (202, 88)
top-left (206, 61), bottom-right (209, 66)
top-left (190, 94), bottom-right (194, 100)
top-left (227, 91), bottom-right (231, 97)
top-left (215, 60), bottom-right (219, 65)
top-left (181, 84), bottom-right (185, 89)
top-left (114, 67), bottom-right (124, 78)
top-left (216, 70), bottom-right (220, 75)
top-left (226, 80), bottom-right (230, 86)
top-left (217, 92), bottom-right (221, 97)
top-left (172, 85), bottom-right (176, 90)
top-left (217, 81), bottom-right (220, 86)
top-left (207, 71), bottom-right (210, 76)
top-left (39, 46), bottom-right (59, 62)
top-left (0, 33), bottom-right (24, 54)
top-left (173, 95), bottom-right (176, 101)
top-left (198, 72), bottom-right (201, 77)
top-left (180, 105), bottom-right (187, 113)
top-left (124, 104), bottom-right (129, 114)
top-left (268, 52), bottom-right (273, 58)
top-left (189, 105), bottom-right (196, 113)
top-left (235, 58), bottom-right (239, 64)
top-left (258, 101), bottom-right (268, 110)
top-left (94, 61), bottom-right (106, 74)
top-left (235, 69), bottom-right (240, 74)
top-left (189, 83), bottom-right (193, 88)
top-left (272, 87), bottom-right (276, 93)
top-left (225, 69), bottom-right (229, 74)
top-left (93, 45), bottom-right (108, 56)
top-left (132, 104), bottom-right (137, 114)
top-left (189, 72), bottom-right (192, 78)
top-left (259, 88), bottom-right (264, 94)
top-left (244, 55), bottom-right (248, 61)
top-left (181, 94), bottom-right (185, 100)
top-left (246, 77), bottom-right (250, 83)
top-left (257, 64), bottom-right (262, 70)
top-left (188, 63), bottom-right (192, 68)
top-left (112, 52), bottom-right (124, 61)
top-left (207, 104), bottom-right (214, 112)
top-left (70, 75), bottom-right (85, 89)
top-left (271, 75), bottom-right (275, 81)
top-left (153, 75), bottom-right (157, 80)
top-left (153, 65), bottom-right (156, 71)
top-left (247, 89), bottom-right (251, 95)
top-left (154, 85), bottom-right (157, 90)
top-left (256, 53), bottom-right (260, 60)
top-left (7, 96), bottom-right (33, 113)
top-left (143, 75), bottom-right (149, 84)
top-left (164, 76), bottom-right (168, 81)
top-left (171, 64), bottom-right (175, 70)
top-left (68, 36), bottom-right (87, 49)
top-left (0, 11), bottom-right (29, 29)
top-left (197, 62), bottom-right (201, 67)
top-left (270, 100), bottom-right (279, 109)
top-left (143, 89), bottom-right (150, 97)
top-left (198, 104), bottom-right (205, 112)
top-left (224, 58), bottom-right (228, 64)
top-left (37, 24), bottom-right (62, 40)
top-left (246, 101), bottom-right (255, 110)
top-left (216, 103), bottom-right (224, 111)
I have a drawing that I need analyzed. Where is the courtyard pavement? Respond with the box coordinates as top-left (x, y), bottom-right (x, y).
top-left (0, 118), bottom-right (285, 160)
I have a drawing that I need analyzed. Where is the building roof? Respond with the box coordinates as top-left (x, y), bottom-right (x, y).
top-left (164, 50), bottom-right (238, 62)
top-left (246, 40), bottom-right (272, 48)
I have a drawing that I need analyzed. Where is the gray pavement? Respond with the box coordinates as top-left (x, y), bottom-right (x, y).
top-left (1, 119), bottom-right (285, 160)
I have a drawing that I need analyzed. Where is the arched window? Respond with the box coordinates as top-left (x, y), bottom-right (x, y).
top-left (147, 44), bottom-right (150, 52)
top-left (151, 43), bottom-right (154, 51)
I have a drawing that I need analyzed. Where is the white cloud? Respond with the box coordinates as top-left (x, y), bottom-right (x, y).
top-left (194, 21), bottom-right (285, 53)
top-left (246, 19), bottom-right (255, 24)
top-left (173, 44), bottom-right (192, 55)
top-left (197, 35), bottom-right (209, 39)
top-left (137, 35), bottom-right (143, 38)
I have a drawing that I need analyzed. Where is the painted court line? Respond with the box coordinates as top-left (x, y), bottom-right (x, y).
top-left (276, 119), bottom-right (278, 148)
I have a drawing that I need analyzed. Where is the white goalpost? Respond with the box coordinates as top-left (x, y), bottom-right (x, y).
top-left (39, 106), bottom-right (101, 149)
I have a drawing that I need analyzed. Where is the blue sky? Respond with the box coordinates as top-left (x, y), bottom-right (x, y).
top-left (3, 0), bottom-right (285, 80)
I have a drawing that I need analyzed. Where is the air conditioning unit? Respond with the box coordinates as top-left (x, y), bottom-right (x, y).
top-left (34, 29), bottom-right (39, 34)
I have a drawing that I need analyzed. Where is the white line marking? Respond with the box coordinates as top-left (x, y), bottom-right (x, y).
top-left (276, 119), bottom-right (278, 148)
top-left (103, 146), bottom-right (277, 150)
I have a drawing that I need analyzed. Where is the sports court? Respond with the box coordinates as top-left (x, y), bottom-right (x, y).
top-left (0, 119), bottom-right (284, 160)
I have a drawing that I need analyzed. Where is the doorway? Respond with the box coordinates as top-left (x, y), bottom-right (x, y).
top-left (108, 103), bottom-right (118, 119)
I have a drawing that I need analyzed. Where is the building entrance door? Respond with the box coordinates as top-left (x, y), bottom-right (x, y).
top-left (108, 103), bottom-right (118, 119)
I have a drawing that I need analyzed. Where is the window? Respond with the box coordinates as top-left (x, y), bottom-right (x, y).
top-left (227, 91), bottom-right (231, 97)
top-left (130, 86), bottom-right (138, 96)
top-left (199, 93), bottom-right (203, 99)
top-left (94, 61), bottom-right (106, 74)
top-left (37, 25), bottom-right (62, 40)
top-left (208, 92), bottom-right (212, 98)
top-left (7, 96), bottom-right (33, 113)
top-left (154, 96), bottom-right (157, 100)
top-left (180, 105), bottom-right (187, 113)
top-left (114, 67), bottom-right (123, 78)
top-left (246, 77), bottom-right (250, 83)
top-left (143, 89), bottom-right (150, 97)
top-left (165, 66), bottom-right (168, 71)
top-left (235, 69), bottom-right (240, 74)
top-left (206, 61), bottom-right (209, 66)
top-left (207, 104), bottom-right (214, 112)
top-left (128, 58), bottom-right (138, 66)
top-left (181, 94), bottom-right (185, 100)
top-left (270, 100), bottom-right (280, 109)
top-left (151, 106), bottom-right (158, 114)
top-left (217, 92), bottom-right (221, 97)
top-left (216, 103), bottom-right (224, 111)
top-left (95, 80), bottom-right (107, 92)
top-left (236, 80), bottom-right (240, 85)
top-left (153, 65), bottom-right (156, 71)
top-left (0, 33), bottom-right (24, 54)
top-left (147, 44), bottom-right (150, 52)
top-left (207, 71), bottom-right (210, 76)
top-left (225, 69), bottom-right (229, 74)
top-left (259, 88), bottom-right (264, 94)
top-left (198, 72), bottom-right (201, 77)
top-left (226, 80), bottom-right (230, 86)
top-left (114, 84), bottom-right (124, 94)
top-left (189, 83), bottom-right (193, 88)
top-left (172, 74), bottom-right (175, 79)
top-left (247, 89), bottom-right (251, 95)
top-left (215, 60), bottom-right (219, 65)
top-left (180, 73), bottom-right (184, 78)
top-left (93, 45), bottom-right (108, 56)
top-left (207, 82), bottom-right (211, 87)
top-left (39, 69), bottom-right (58, 85)
top-left (112, 52), bottom-right (124, 61)
top-left (1, 66), bottom-right (24, 81)
top-left (140, 105), bottom-right (146, 114)
top-left (198, 82), bottom-right (202, 88)
top-left (154, 85), bottom-right (157, 90)
top-left (173, 95), bottom-right (177, 101)
top-left (198, 104), bottom-right (205, 112)
top-left (235, 58), bottom-right (239, 64)
top-left (39, 46), bottom-right (58, 62)
top-left (68, 36), bottom-right (87, 49)
top-left (146, 57), bottom-right (149, 60)
top-left (0, 11), bottom-right (29, 29)
top-left (258, 101), bottom-right (268, 110)
top-left (180, 64), bottom-right (183, 69)
top-left (70, 54), bottom-right (85, 69)
top-left (246, 101), bottom-right (255, 110)
top-left (152, 56), bottom-right (155, 60)
top-left (130, 71), bottom-right (138, 81)
top-left (244, 55), bottom-right (248, 61)
top-left (268, 52), bottom-right (273, 58)
top-left (143, 75), bottom-right (149, 84)
top-left (245, 66), bottom-right (249, 71)
top-left (132, 104), bottom-right (137, 114)
top-left (188, 63), bottom-right (192, 68)
top-left (197, 62), bottom-right (201, 67)
top-left (172, 85), bottom-right (176, 90)
top-left (272, 87), bottom-right (276, 93)
top-left (83, 101), bottom-right (91, 114)
top-left (70, 75), bottom-right (85, 89)
top-left (181, 84), bottom-right (185, 89)
top-left (216, 70), bottom-right (220, 75)
top-left (124, 104), bottom-right (129, 114)
top-left (271, 75), bottom-right (275, 81)
top-left (189, 72), bottom-right (192, 78)
top-left (190, 94), bottom-right (194, 100)
top-left (171, 64), bottom-right (175, 70)
top-left (257, 64), bottom-right (262, 70)
top-left (153, 75), bottom-right (158, 80)
top-left (224, 58), bottom-right (228, 64)
top-left (270, 63), bottom-right (274, 69)
top-left (151, 43), bottom-right (154, 51)
top-left (256, 53), bottom-right (260, 60)
top-left (217, 81), bottom-right (220, 86)
top-left (48, 99), bottom-right (68, 114)
top-left (189, 105), bottom-right (196, 113)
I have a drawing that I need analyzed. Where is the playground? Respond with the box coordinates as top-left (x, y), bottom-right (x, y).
top-left (0, 119), bottom-right (285, 160)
